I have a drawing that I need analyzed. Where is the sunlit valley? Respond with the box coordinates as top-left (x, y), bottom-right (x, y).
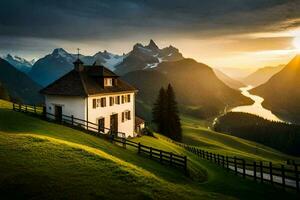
top-left (1, 1), bottom-right (300, 200)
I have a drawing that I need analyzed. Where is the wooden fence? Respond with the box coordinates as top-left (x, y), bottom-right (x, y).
top-left (12, 103), bottom-right (188, 174)
top-left (163, 137), bottom-right (300, 192)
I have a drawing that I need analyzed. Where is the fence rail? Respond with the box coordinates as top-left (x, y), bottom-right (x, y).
top-left (161, 136), bottom-right (300, 191)
top-left (12, 103), bottom-right (187, 174)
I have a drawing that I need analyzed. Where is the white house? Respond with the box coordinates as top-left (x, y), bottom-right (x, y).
top-left (40, 58), bottom-right (138, 137)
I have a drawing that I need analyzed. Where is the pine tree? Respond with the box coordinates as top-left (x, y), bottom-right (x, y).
top-left (152, 84), bottom-right (182, 141)
top-left (152, 87), bottom-right (167, 134)
top-left (166, 84), bottom-right (182, 141)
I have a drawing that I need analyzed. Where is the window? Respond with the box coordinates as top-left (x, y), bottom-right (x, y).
top-left (96, 99), bottom-right (101, 107)
top-left (121, 95), bottom-right (125, 104)
top-left (104, 78), bottom-right (113, 86)
top-left (122, 110), bottom-right (131, 122)
top-left (98, 118), bottom-right (105, 133)
top-left (93, 97), bottom-right (106, 108)
top-left (101, 97), bottom-right (106, 107)
top-left (115, 96), bottom-right (120, 104)
top-left (93, 99), bottom-right (96, 108)
top-left (109, 96), bottom-right (114, 106)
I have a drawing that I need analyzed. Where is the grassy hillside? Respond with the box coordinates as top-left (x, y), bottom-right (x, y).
top-left (178, 116), bottom-right (300, 164)
top-left (0, 100), bottom-right (299, 199)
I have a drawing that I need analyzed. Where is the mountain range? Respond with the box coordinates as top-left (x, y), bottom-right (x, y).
top-left (28, 48), bottom-right (126, 87)
top-left (1, 40), bottom-right (253, 120)
top-left (123, 58), bottom-right (253, 120)
top-left (251, 55), bottom-right (300, 123)
top-left (0, 58), bottom-right (43, 104)
top-left (114, 39), bottom-right (184, 75)
top-left (242, 64), bottom-right (285, 87)
top-left (2, 54), bottom-right (35, 74)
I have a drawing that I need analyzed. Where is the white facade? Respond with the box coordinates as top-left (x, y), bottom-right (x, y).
top-left (44, 92), bottom-right (136, 137)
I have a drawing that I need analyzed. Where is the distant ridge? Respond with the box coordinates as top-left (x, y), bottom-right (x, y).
top-left (251, 55), bottom-right (300, 123)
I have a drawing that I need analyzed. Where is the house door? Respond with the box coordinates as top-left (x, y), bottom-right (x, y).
top-left (110, 114), bottom-right (118, 134)
top-left (98, 118), bottom-right (105, 133)
top-left (54, 105), bottom-right (62, 122)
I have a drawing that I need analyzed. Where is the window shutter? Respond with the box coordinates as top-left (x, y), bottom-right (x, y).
top-left (127, 94), bottom-right (131, 102)
top-left (121, 95), bottom-right (124, 104)
top-left (128, 111), bottom-right (131, 120)
top-left (93, 99), bottom-right (95, 108)
top-left (122, 112), bottom-right (124, 122)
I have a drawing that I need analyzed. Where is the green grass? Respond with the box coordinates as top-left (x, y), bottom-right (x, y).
top-left (180, 115), bottom-right (300, 164)
top-left (0, 100), bottom-right (299, 199)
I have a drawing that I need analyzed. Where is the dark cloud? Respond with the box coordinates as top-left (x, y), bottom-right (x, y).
top-left (0, 0), bottom-right (299, 55)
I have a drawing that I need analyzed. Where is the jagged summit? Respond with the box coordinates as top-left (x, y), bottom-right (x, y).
top-left (146, 39), bottom-right (159, 50)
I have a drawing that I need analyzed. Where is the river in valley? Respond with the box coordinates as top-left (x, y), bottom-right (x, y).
top-left (231, 86), bottom-right (283, 122)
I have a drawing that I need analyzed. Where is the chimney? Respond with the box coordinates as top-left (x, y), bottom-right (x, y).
top-left (73, 58), bottom-right (84, 72)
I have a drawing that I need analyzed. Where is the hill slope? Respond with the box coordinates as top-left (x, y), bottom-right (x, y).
top-left (0, 100), bottom-right (298, 199)
top-left (251, 55), bottom-right (300, 123)
top-left (242, 65), bottom-right (285, 87)
top-left (0, 58), bottom-right (43, 104)
top-left (213, 69), bottom-right (244, 90)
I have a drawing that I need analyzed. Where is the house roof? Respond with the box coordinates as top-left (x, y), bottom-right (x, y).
top-left (135, 116), bottom-right (145, 126)
top-left (40, 62), bottom-right (137, 97)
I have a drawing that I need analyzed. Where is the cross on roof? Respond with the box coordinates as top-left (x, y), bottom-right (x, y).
top-left (77, 48), bottom-right (80, 59)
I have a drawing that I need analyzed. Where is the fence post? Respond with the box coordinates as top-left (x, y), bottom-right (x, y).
top-left (260, 161), bottom-right (263, 183)
top-left (295, 164), bottom-right (299, 192)
top-left (210, 152), bottom-right (212, 161)
top-left (281, 165), bottom-right (285, 190)
top-left (269, 162), bottom-right (273, 185)
top-left (34, 105), bottom-right (36, 114)
top-left (150, 147), bottom-right (153, 158)
top-left (138, 142), bottom-right (141, 154)
top-left (217, 154), bottom-right (220, 165)
top-left (42, 106), bottom-right (46, 118)
top-left (19, 104), bottom-right (21, 112)
top-left (214, 153), bottom-right (216, 163)
top-left (13, 103), bottom-right (15, 110)
top-left (242, 159), bottom-right (246, 178)
top-left (160, 150), bottom-right (162, 163)
top-left (226, 156), bottom-right (229, 170)
top-left (71, 115), bottom-right (74, 126)
top-left (234, 157), bottom-right (237, 175)
top-left (222, 155), bottom-right (225, 168)
top-left (170, 153), bottom-right (173, 166)
top-left (184, 156), bottom-right (188, 176)
top-left (25, 105), bottom-right (27, 112)
top-left (254, 161), bottom-right (257, 181)
top-left (122, 138), bottom-right (126, 149)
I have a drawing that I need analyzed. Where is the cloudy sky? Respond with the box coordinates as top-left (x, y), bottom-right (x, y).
top-left (1, 0), bottom-right (300, 69)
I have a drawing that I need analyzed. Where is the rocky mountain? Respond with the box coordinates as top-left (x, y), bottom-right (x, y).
top-left (29, 48), bottom-right (125, 87)
top-left (123, 59), bottom-right (253, 120)
top-left (115, 40), bottom-right (184, 75)
top-left (242, 64), bottom-right (285, 87)
top-left (213, 69), bottom-right (244, 90)
top-left (251, 55), bottom-right (300, 123)
top-left (0, 58), bottom-right (43, 104)
top-left (3, 54), bottom-right (33, 74)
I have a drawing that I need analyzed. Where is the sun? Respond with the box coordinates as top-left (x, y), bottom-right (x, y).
top-left (293, 36), bottom-right (300, 50)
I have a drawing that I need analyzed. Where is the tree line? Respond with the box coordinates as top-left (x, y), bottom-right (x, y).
top-left (214, 112), bottom-right (300, 156)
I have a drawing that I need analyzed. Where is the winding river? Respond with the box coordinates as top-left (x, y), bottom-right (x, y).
top-left (231, 86), bottom-right (283, 122)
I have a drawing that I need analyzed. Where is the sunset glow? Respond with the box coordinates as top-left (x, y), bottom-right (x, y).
top-left (293, 36), bottom-right (300, 51)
